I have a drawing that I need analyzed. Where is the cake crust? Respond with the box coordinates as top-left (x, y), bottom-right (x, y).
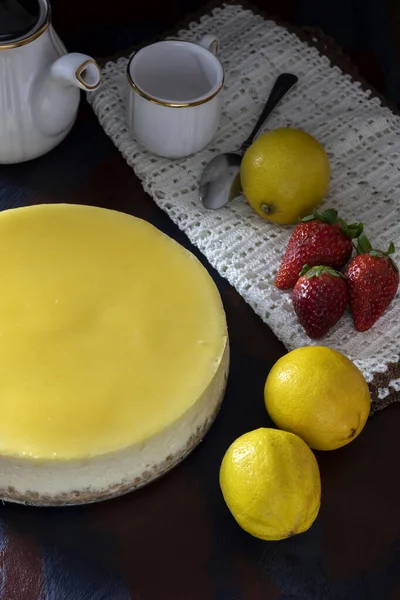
top-left (0, 341), bottom-right (229, 506)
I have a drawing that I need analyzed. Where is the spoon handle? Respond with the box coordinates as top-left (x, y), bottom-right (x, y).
top-left (239, 73), bottom-right (298, 153)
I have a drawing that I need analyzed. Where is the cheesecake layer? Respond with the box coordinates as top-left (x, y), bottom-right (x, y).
top-left (0, 204), bottom-right (229, 504)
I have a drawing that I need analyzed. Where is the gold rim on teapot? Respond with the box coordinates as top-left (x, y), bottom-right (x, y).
top-left (0, 0), bottom-right (51, 50)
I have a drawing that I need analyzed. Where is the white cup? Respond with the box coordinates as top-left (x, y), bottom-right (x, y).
top-left (126, 35), bottom-right (224, 159)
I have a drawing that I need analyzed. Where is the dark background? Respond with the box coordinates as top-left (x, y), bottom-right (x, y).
top-left (52, 0), bottom-right (400, 107)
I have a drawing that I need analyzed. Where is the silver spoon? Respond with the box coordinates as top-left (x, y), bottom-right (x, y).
top-left (199, 73), bottom-right (298, 210)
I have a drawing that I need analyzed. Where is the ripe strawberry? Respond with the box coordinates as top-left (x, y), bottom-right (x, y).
top-left (292, 265), bottom-right (348, 339)
top-left (345, 234), bottom-right (399, 332)
top-left (275, 209), bottom-right (363, 289)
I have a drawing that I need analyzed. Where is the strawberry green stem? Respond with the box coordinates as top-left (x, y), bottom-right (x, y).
top-left (299, 264), bottom-right (344, 279)
top-left (356, 233), bottom-right (398, 272)
top-left (301, 208), bottom-right (363, 240)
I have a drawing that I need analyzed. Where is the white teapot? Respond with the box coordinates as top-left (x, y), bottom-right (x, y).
top-left (0, 0), bottom-right (101, 163)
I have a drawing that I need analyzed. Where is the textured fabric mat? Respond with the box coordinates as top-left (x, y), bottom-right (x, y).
top-left (88, 2), bottom-right (400, 411)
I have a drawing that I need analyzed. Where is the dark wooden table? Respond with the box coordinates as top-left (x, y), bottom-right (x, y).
top-left (1, 2), bottom-right (400, 599)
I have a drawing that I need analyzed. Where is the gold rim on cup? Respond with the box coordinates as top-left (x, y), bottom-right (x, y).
top-left (126, 51), bottom-right (225, 108)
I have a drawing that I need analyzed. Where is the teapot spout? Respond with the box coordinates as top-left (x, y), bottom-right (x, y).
top-left (31, 52), bottom-right (101, 139)
top-left (50, 53), bottom-right (101, 91)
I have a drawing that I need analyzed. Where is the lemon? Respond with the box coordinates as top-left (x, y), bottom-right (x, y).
top-left (240, 128), bottom-right (330, 224)
top-left (219, 428), bottom-right (321, 541)
top-left (264, 346), bottom-right (370, 451)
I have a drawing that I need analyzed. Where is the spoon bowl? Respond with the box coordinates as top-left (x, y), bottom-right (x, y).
top-left (199, 73), bottom-right (298, 210)
top-left (200, 153), bottom-right (242, 210)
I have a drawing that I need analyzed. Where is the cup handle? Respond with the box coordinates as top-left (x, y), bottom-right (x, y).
top-left (197, 34), bottom-right (220, 56)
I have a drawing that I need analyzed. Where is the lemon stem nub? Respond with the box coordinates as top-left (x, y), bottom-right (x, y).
top-left (261, 203), bottom-right (276, 215)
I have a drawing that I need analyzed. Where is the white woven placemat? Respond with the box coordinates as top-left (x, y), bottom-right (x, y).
top-left (88, 2), bottom-right (400, 410)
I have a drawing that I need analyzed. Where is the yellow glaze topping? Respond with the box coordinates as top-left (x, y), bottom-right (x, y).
top-left (0, 205), bottom-right (227, 460)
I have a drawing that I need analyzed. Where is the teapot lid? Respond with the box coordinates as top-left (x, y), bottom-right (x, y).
top-left (0, 0), bottom-right (50, 48)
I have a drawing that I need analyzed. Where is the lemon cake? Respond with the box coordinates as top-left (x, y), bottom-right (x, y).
top-left (0, 204), bottom-right (229, 506)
